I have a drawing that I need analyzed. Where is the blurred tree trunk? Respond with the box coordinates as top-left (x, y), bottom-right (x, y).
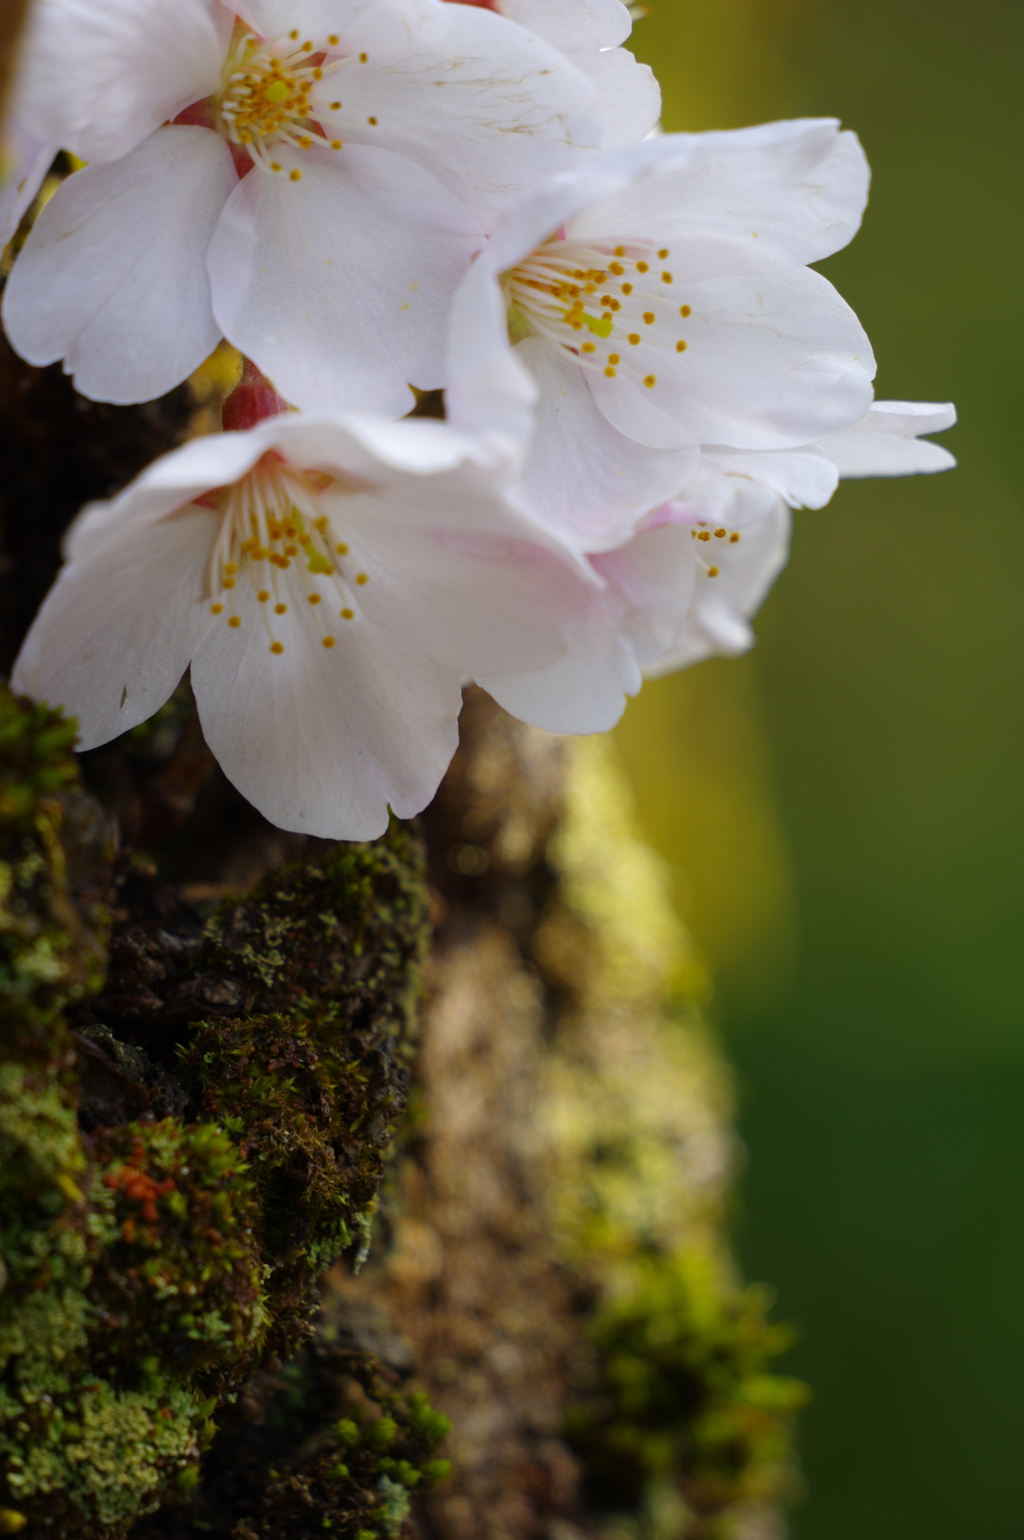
top-left (0, 0), bottom-right (30, 124)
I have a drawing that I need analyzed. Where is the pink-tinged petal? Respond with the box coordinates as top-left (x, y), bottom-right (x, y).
top-left (482, 603), bottom-right (641, 734)
top-left (650, 469), bottom-right (779, 534)
top-left (0, 120), bottom-right (55, 246)
top-left (3, 126), bottom-right (234, 404)
top-left (191, 576), bottom-right (463, 839)
top-left (208, 142), bottom-right (483, 416)
top-left (309, 0), bottom-right (600, 223)
top-left (482, 522), bottom-right (696, 733)
top-left (820, 400), bottom-right (958, 478)
top-left (322, 468), bottom-right (593, 677)
top-left (19, 0), bottom-right (223, 163)
top-left (645, 502), bottom-right (791, 675)
top-left (515, 336), bottom-right (698, 550)
top-left (569, 119), bottom-right (871, 276)
top-left (568, 45), bottom-right (660, 148)
top-left (11, 508), bottom-right (214, 749)
top-left (585, 267), bottom-right (875, 451)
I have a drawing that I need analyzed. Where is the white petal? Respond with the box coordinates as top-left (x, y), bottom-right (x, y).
top-left (234, 0), bottom-right (360, 37)
top-left (309, 0), bottom-right (601, 222)
top-left (568, 119), bottom-right (871, 275)
top-left (497, 0), bottom-right (632, 51)
top-left (585, 266), bottom-right (875, 450)
top-left (445, 246), bottom-right (539, 446)
top-left (466, 156), bottom-right (636, 277)
top-left (191, 576), bottom-right (463, 839)
top-left (494, 0), bottom-right (659, 147)
top-left (62, 427), bottom-right (280, 565)
top-left (656, 464), bottom-right (780, 532)
top-left (516, 336), bottom-right (698, 550)
top-left (207, 142), bottom-right (482, 416)
top-left (262, 410), bottom-right (512, 483)
top-left (11, 508), bottom-right (214, 748)
top-left (482, 523), bottom-right (696, 733)
top-left (482, 605), bottom-right (641, 735)
top-left (594, 524), bottom-right (698, 662)
top-left (568, 45), bottom-right (661, 148)
top-left (3, 126), bottom-right (234, 404)
top-left (18, 0), bottom-right (223, 163)
top-left (645, 502), bottom-right (791, 675)
top-left (0, 119), bottom-right (55, 246)
top-left (323, 468), bottom-right (593, 677)
top-left (821, 399), bottom-right (957, 478)
top-left (700, 446), bottom-right (840, 510)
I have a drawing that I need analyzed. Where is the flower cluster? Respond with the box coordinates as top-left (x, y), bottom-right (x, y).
top-left (2, 0), bottom-right (955, 837)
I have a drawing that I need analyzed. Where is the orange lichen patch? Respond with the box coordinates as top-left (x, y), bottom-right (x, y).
top-left (103, 1143), bottom-right (176, 1225)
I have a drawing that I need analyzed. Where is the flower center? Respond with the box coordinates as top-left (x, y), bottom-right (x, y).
top-left (507, 238), bottom-right (693, 392)
top-left (205, 457), bottom-right (369, 654)
top-left (216, 28), bottom-right (345, 171)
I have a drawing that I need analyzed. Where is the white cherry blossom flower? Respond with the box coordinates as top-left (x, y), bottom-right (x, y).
top-left (448, 119), bottom-right (877, 522)
top-left (11, 407), bottom-right (597, 838)
top-left (640, 494), bottom-right (792, 678)
top-left (446, 0), bottom-right (660, 146)
top-left (648, 400), bottom-right (958, 676)
top-left (479, 480), bottom-right (790, 733)
top-left (3, 0), bottom-right (603, 409)
top-left (481, 400), bottom-right (956, 730)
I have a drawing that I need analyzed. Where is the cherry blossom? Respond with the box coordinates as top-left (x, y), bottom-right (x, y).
top-left (11, 407), bottom-right (596, 838)
top-left (3, 0), bottom-right (605, 410)
top-left (479, 401), bottom-right (957, 731)
top-left (447, 119), bottom-right (877, 523)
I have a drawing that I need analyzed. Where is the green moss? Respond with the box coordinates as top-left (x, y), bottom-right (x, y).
top-left (179, 822), bottom-right (430, 1359)
top-left (0, 687), bottom-right (110, 1059)
top-left (539, 739), bottom-right (806, 1538)
top-left (1, 693), bottom-right (432, 1534)
top-left (86, 1119), bottom-right (265, 1391)
top-left (199, 819), bottom-right (428, 1032)
top-left (567, 1254), bottom-right (808, 1532)
top-left (223, 1384), bottom-right (452, 1540)
top-left (0, 1062), bottom-right (87, 1286)
top-left (0, 1101), bottom-right (266, 1534)
top-left (181, 1013), bottom-right (380, 1358)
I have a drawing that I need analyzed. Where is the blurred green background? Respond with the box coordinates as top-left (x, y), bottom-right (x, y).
top-left (619, 1), bottom-right (1024, 1537)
